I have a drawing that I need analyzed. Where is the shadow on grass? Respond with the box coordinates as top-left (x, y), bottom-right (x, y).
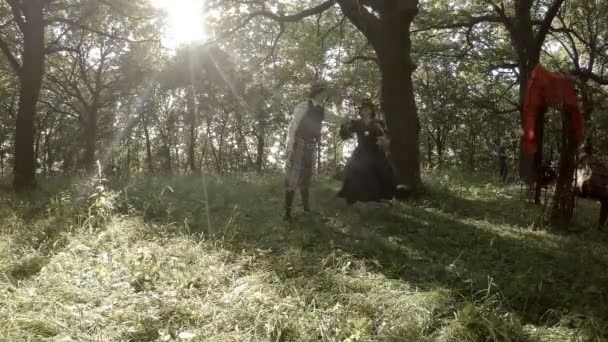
top-left (415, 177), bottom-right (605, 235)
top-left (21, 175), bottom-right (606, 332)
top-left (150, 176), bottom-right (608, 330)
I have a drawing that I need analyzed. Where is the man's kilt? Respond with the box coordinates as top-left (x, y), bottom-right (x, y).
top-left (285, 138), bottom-right (317, 191)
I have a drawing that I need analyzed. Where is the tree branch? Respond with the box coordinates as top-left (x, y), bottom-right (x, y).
top-left (0, 36), bottom-right (21, 73)
top-left (258, 24), bottom-right (285, 65)
top-left (214, 0), bottom-right (334, 60)
top-left (48, 18), bottom-right (159, 44)
top-left (488, 62), bottom-right (518, 71)
top-left (6, 0), bottom-right (25, 32)
top-left (551, 32), bottom-right (579, 69)
top-left (38, 99), bottom-right (78, 118)
top-left (344, 55), bottom-right (378, 65)
top-left (45, 46), bottom-right (80, 54)
top-left (336, 0), bottom-right (382, 44)
top-left (415, 14), bottom-right (504, 32)
top-left (535, 0), bottom-right (565, 50)
top-left (232, 0), bottom-right (335, 33)
top-left (95, 0), bottom-right (158, 21)
top-left (571, 69), bottom-right (608, 85)
top-left (320, 15), bottom-right (346, 49)
top-left (473, 99), bottom-right (519, 115)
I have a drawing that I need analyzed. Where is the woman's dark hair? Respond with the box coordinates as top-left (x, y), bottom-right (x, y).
top-left (358, 99), bottom-right (377, 118)
top-left (584, 138), bottom-right (593, 155)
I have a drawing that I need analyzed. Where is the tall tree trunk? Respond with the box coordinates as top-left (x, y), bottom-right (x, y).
top-left (338, 0), bottom-right (420, 190)
top-left (43, 115), bottom-right (55, 176)
top-left (45, 130), bottom-right (53, 176)
top-left (83, 110), bottom-right (98, 174)
top-left (516, 46), bottom-right (542, 186)
top-left (174, 145), bottom-right (180, 174)
top-left (187, 89), bottom-right (197, 173)
top-left (162, 137), bottom-right (172, 174)
top-left (34, 129), bottom-right (41, 171)
top-left (426, 134), bottom-right (433, 170)
top-left (468, 126), bottom-right (476, 171)
top-left (533, 109), bottom-right (546, 204)
top-left (256, 134), bottom-right (265, 173)
top-left (134, 139), bottom-right (140, 173)
top-left (13, 1), bottom-right (46, 191)
top-left (144, 116), bottom-right (154, 174)
top-left (550, 108), bottom-right (577, 226)
top-left (506, 0), bottom-right (566, 185)
top-left (255, 110), bottom-right (266, 173)
top-left (317, 140), bottom-right (322, 175)
top-left (126, 140), bottom-right (131, 177)
top-left (377, 6), bottom-right (421, 190)
top-left (436, 131), bottom-right (444, 169)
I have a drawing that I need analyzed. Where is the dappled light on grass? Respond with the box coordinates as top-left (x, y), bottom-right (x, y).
top-left (1, 173), bottom-right (608, 340)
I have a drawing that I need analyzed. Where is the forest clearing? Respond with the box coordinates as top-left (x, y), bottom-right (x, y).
top-left (1, 173), bottom-right (607, 341)
top-left (2, 0), bottom-right (608, 340)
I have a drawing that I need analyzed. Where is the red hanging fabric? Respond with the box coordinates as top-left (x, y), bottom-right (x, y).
top-left (522, 64), bottom-right (584, 156)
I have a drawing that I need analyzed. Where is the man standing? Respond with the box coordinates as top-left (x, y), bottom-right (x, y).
top-left (284, 83), bottom-right (337, 221)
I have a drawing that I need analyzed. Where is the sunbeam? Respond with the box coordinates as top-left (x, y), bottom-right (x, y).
top-left (152, 0), bottom-right (208, 50)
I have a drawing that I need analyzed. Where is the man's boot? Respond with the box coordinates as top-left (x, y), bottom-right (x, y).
top-left (284, 190), bottom-right (295, 221)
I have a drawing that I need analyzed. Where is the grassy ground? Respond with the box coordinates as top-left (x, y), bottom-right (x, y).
top-left (1, 172), bottom-right (607, 341)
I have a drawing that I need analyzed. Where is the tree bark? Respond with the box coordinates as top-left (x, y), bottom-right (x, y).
top-left (34, 129), bottom-right (41, 171)
top-left (337, 0), bottom-right (421, 190)
top-left (426, 134), bottom-right (433, 170)
top-left (83, 110), bottom-right (98, 174)
top-left (255, 133), bottom-right (265, 173)
top-left (12, 1), bottom-right (46, 191)
top-left (187, 89), bottom-right (197, 173)
top-left (515, 44), bottom-right (542, 186)
top-left (254, 109), bottom-right (267, 173)
top-left (376, 6), bottom-right (421, 190)
top-left (550, 108), bottom-right (577, 226)
top-left (533, 109), bottom-right (545, 204)
top-left (45, 129), bottom-right (53, 176)
top-left (126, 139), bottom-right (131, 177)
top-left (504, 0), bottom-right (565, 184)
top-left (143, 115), bottom-right (154, 174)
top-left (436, 130), bottom-right (444, 170)
top-left (164, 142), bottom-right (172, 174)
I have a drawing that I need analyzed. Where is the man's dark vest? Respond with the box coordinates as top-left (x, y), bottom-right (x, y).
top-left (295, 100), bottom-right (325, 143)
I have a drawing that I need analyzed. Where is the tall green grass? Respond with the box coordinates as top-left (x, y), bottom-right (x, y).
top-left (0, 173), bottom-right (606, 341)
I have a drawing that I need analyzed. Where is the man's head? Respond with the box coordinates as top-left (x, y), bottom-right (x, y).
top-left (309, 83), bottom-right (329, 102)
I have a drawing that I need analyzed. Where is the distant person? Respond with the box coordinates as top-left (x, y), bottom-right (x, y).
top-left (283, 83), bottom-right (341, 221)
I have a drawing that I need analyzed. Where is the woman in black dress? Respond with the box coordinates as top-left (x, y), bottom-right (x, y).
top-left (337, 100), bottom-right (406, 204)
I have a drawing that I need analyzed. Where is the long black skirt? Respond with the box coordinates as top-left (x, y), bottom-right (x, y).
top-left (337, 147), bottom-right (398, 204)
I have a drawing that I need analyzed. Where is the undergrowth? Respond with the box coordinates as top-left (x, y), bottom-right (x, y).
top-left (0, 171), bottom-right (607, 341)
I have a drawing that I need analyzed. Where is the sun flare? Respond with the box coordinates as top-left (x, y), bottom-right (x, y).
top-left (152, 0), bottom-right (207, 49)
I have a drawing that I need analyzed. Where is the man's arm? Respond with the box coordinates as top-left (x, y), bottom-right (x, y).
top-left (324, 105), bottom-right (350, 127)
